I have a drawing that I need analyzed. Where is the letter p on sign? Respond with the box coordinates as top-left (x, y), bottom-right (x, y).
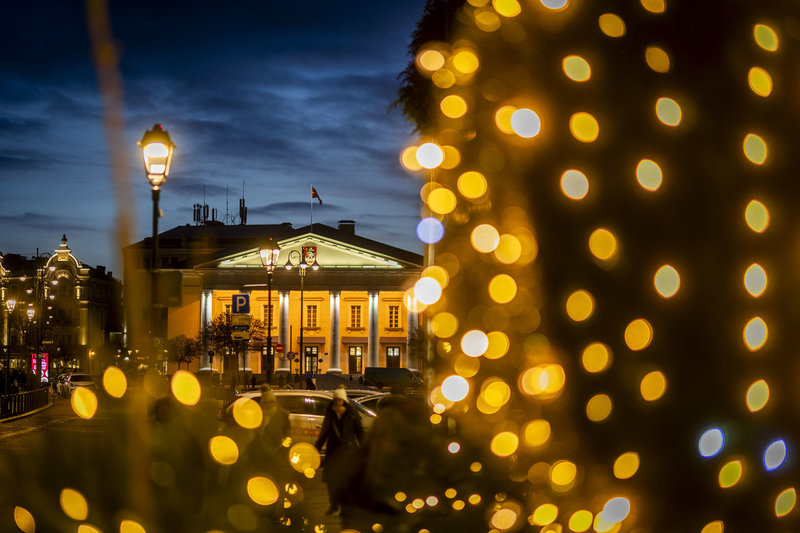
top-left (232, 294), bottom-right (250, 314)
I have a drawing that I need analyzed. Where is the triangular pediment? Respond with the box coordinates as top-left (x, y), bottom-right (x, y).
top-left (211, 233), bottom-right (410, 270)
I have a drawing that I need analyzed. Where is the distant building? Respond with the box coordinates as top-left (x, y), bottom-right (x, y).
top-left (122, 220), bottom-right (424, 379)
top-left (0, 235), bottom-right (123, 378)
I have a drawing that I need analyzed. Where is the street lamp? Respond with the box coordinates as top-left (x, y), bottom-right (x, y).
top-left (258, 239), bottom-right (281, 385)
top-left (285, 249), bottom-right (319, 387)
top-left (138, 124), bottom-right (175, 368)
top-left (4, 299), bottom-right (15, 396)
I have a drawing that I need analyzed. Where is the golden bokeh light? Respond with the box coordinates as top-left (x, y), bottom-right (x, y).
top-left (744, 199), bottom-right (769, 232)
top-left (471, 223), bottom-right (501, 253)
top-left (640, 370), bottom-right (667, 401)
top-left (493, 0), bottom-right (521, 17)
top-left (457, 170), bottom-right (488, 199)
top-left (432, 312), bottom-right (459, 338)
top-left (481, 378), bottom-right (511, 408)
top-left (568, 510), bottom-right (594, 532)
top-left (232, 397), bottom-right (263, 429)
top-left (624, 318), bottom-right (653, 351)
top-left (441, 145), bottom-right (462, 169)
top-left (400, 145), bottom-right (423, 172)
top-left (743, 133), bottom-right (767, 165)
top-left (636, 159), bottom-right (663, 191)
top-left (744, 263), bottom-right (767, 297)
top-left (427, 187), bottom-right (458, 215)
top-left (417, 49), bottom-right (446, 71)
top-left (475, 10), bottom-right (502, 32)
top-left (562, 55), bottom-right (591, 82)
top-left (701, 521), bottom-right (724, 533)
top-left (655, 97), bottom-right (682, 126)
top-left (560, 169), bottom-right (589, 200)
top-left (748, 66), bottom-right (773, 97)
top-left (452, 50), bottom-right (480, 74)
top-left (432, 68), bottom-right (456, 88)
top-left (613, 452), bottom-right (640, 479)
top-left (60, 488), bottom-right (89, 521)
top-left (454, 354), bottom-right (481, 378)
top-left (743, 316), bottom-right (768, 351)
top-left (495, 105), bottom-right (517, 134)
top-left (490, 431), bottom-right (519, 457)
top-left (523, 419), bottom-right (551, 447)
top-left (718, 460), bottom-right (743, 488)
top-left (120, 520), bottom-right (146, 533)
top-left (13, 507), bottom-right (35, 533)
top-left (645, 46), bottom-right (671, 73)
top-left (247, 476), bottom-right (280, 506)
top-left (565, 289), bottom-right (594, 321)
top-left (775, 488), bottom-right (797, 517)
top-left (754, 24), bottom-right (778, 52)
top-left (485, 331), bottom-right (510, 359)
top-left (598, 13), bottom-right (626, 38)
top-left (532, 503), bottom-right (559, 525)
top-left (209, 435), bottom-right (239, 465)
top-left (489, 273), bottom-right (517, 303)
top-left (490, 507), bottom-right (518, 530)
top-left (440, 94), bottom-right (468, 118)
top-left (582, 342), bottom-right (612, 373)
top-left (289, 442), bottom-right (321, 473)
top-left (422, 265), bottom-right (449, 289)
top-left (550, 460), bottom-right (577, 487)
top-left (71, 387), bottom-right (98, 419)
top-left (746, 379), bottom-right (769, 412)
top-left (586, 394), bottom-right (612, 421)
top-left (588, 228), bottom-right (618, 261)
top-left (102, 365), bottom-right (127, 398)
top-left (640, 0), bottom-right (666, 13)
top-left (654, 264), bottom-right (680, 298)
top-left (520, 364), bottom-right (566, 399)
top-left (569, 112), bottom-right (599, 142)
top-left (495, 234), bottom-right (523, 264)
top-left (171, 370), bottom-right (201, 406)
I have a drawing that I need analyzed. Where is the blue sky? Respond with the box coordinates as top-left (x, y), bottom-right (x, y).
top-left (0, 1), bottom-right (427, 274)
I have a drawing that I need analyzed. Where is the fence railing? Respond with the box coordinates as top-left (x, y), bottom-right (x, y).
top-left (0, 388), bottom-right (49, 420)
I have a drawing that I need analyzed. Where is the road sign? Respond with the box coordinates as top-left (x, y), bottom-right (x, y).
top-left (231, 313), bottom-right (250, 340)
top-left (275, 343), bottom-right (284, 353)
top-left (232, 294), bottom-right (250, 314)
top-left (232, 331), bottom-right (250, 340)
top-left (286, 351), bottom-right (295, 361)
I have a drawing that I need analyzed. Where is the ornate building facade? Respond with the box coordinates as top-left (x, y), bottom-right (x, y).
top-left (123, 220), bottom-right (424, 378)
top-left (0, 236), bottom-right (123, 379)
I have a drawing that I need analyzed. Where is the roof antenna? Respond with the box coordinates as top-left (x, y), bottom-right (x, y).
top-left (239, 180), bottom-right (247, 225)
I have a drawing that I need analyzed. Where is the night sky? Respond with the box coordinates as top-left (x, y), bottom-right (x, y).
top-left (0, 1), bottom-right (427, 274)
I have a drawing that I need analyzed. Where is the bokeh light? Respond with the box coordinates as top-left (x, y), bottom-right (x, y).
top-left (532, 503), bottom-right (558, 525)
top-left (490, 431), bottom-right (519, 457)
top-left (748, 67), bottom-right (773, 97)
top-left (763, 440), bottom-right (787, 471)
top-left (568, 510), bottom-right (594, 532)
top-left (415, 276), bottom-right (443, 305)
top-left (457, 170), bottom-right (488, 199)
top-left (636, 159), bottom-right (663, 191)
top-left (654, 264), bottom-right (680, 298)
top-left (746, 379), bottom-right (769, 412)
top-left (743, 316), bottom-right (768, 351)
top-left (743, 134), bottom-right (767, 165)
top-left (562, 55), bottom-right (591, 82)
top-left (624, 318), bottom-right (653, 351)
top-left (232, 397), bottom-right (263, 429)
top-left (645, 46), bottom-right (671, 73)
top-left (600, 497), bottom-right (630, 524)
top-left (586, 394), bottom-right (612, 422)
top-left (744, 263), bottom-right (767, 297)
top-left (598, 13), bottom-right (626, 37)
top-left (441, 375), bottom-right (470, 401)
top-left (247, 476), bottom-right (280, 506)
top-left (754, 23), bottom-right (778, 51)
top-left (471, 224), bottom-right (501, 253)
top-left (582, 342), bottom-right (612, 373)
top-left (440, 94), bottom-right (468, 118)
top-left (418, 49), bottom-right (445, 71)
top-left (102, 365), bottom-right (127, 398)
top-left (523, 419), bottom-right (551, 447)
top-left (416, 142), bottom-right (445, 169)
top-left (417, 217), bottom-right (445, 244)
top-left (744, 200), bottom-right (769, 232)
top-left (718, 460), bottom-right (743, 488)
top-left (510, 108), bottom-right (541, 138)
top-left (13, 507), bottom-right (35, 533)
top-left (71, 387), bottom-right (98, 419)
top-left (699, 428), bottom-right (725, 458)
top-left (569, 112), bottom-right (599, 142)
top-left (60, 488), bottom-right (89, 521)
top-left (461, 329), bottom-right (489, 357)
top-left (588, 228), bottom-right (618, 261)
top-left (427, 187), bottom-right (458, 215)
top-left (489, 274), bottom-right (517, 303)
top-left (171, 370), bottom-right (201, 406)
top-left (209, 435), bottom-right (239, 465)
top-left (775, 488), bottom-right (797, 517)
top-left (566, 289), bottom-right (594, 321)
top-left (640, 370), bottom-right (667, 401)
top-left (613, 452), bottom-right (640, 479)
top-left (655, 97), bottom-right (682, 126)
top-left (289, 442), bottom-right (321, 473)
top-left (560, 169), bottom-right (589, 200)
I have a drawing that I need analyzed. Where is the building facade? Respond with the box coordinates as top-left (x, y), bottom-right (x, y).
top-left (0, 236), bottom-right (123, 380)
top-left (123, 221), bottom-right (424, 378)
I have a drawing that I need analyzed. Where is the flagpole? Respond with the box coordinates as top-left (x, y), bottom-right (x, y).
top-left (310, 184), bottom-right (313, 231)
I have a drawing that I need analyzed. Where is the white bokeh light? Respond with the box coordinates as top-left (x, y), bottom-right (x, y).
top-left (415, 277), bottom-right (443, 305)
top-left (441, 375), bottom-right (470, 402)
top-left (461, 330), bottom-right (489, 357)
top-left (416, 142), bottom-right (445, 169)
top-left (510, 108), bottom-right (541, 138)
top-left (699, 428), bottom-right (724, 458)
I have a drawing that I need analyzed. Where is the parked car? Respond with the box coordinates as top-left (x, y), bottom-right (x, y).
top-left (221, 389), bottom-right (377, 444)
top-left (354, 392), bottom-right (391, 412)
top-left (66, 373), bottom-right (97, 392)
top-left (363, 367), bottom-right (423, 390)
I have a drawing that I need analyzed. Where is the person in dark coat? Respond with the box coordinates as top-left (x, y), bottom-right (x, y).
top-left (314, 386), bottom-right (364, 516)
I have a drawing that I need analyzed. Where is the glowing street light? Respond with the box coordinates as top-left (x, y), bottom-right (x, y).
top-left (258, 239), bottom-right (281, 385)
top-left (285, 249), bottom-right (319, 387)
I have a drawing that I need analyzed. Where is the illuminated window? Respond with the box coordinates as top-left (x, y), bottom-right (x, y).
top-left (224, 304), bottom-right (231, 316)
top-left (351, 305), bottom-right (362, 328)
top-left (387, 346), bottom-right (401, 368)
top-left (304, 345), bottom-right (318, 373)
top-left (348, 346), bottom-right (363, 373)
top-left (389, 305), bottom-right (400, 328)
top-left (306, 305), bottom-right (318, 328)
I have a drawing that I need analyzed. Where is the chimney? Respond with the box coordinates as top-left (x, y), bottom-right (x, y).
top-left (338, 220), bottom-right (355, 234)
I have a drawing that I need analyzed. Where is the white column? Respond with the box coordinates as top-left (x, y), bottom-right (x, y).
top-left (200, 289), bottom-right (213, 368)
top-left (328, 290), bottom-right (341, 373)
top-left (406, 307), bottom-right (419, 371)
top-left (276, 291), bottom-right (291, 373)
top-left (367, 290), bottom-right (379, 367)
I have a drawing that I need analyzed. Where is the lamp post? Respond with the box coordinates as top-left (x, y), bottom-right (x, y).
top-left (259, 239), bottom-right (281, 386)
top-left (138, 124), bottom-right (175, 368)
top-left (4, 299), bottom-right (15, 397)
top-left (285, 249), bottom-right (319, 387)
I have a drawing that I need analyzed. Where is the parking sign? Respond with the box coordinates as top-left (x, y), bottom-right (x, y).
top-left (232, 294), bottom-right (250, 314)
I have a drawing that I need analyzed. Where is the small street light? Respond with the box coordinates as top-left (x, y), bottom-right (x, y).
top-left (259, 239), bottom-right (281, 385)
top-left (4, 299), bottom-right (16, 399)
top-left (138, 124), bottom-right (175, 369)
top-left (285, 249), bottom-right (319, 387)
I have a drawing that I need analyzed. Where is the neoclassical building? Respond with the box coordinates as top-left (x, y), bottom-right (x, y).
top-left (0, 236), bottom-right (123, 378)
top-left (123, 220), bottom-right (424, 377)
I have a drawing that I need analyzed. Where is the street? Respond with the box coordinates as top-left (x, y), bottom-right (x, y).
top-left (0, 393), bottom-right (345, 532)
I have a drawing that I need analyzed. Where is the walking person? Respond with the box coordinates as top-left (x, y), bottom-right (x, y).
top-left (314, 386), bottom-right (364, 516)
